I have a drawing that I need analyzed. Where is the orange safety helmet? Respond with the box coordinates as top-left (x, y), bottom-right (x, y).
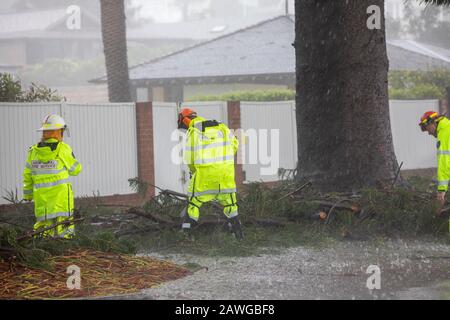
top-left (419, 111), bottom-right (440, 131)
top-left (177, 108), bottom-right (197, 129)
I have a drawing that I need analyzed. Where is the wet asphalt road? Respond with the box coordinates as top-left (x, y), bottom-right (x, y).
top-left (120, 239), bottom-right (450, 300)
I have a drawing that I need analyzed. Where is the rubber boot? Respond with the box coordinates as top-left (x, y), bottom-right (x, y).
top-left (180, 214), bottom-right (197, 241)
top-left (228, 216), bottom-right (244, 241)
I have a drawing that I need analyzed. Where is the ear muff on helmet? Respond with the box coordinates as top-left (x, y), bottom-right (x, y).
top-left (420, 116), bottom-right (434, 131)
top-left (419, 112), bottom-right (441, 132)
top-left (177, 113), bottom-right (186, 129)
top-left (177, 111), bottom-right (197, 129)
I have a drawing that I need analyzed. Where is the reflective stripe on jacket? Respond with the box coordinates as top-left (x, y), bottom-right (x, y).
top-left (23, 138), bottom-right (82, 220)
top-left (437, 117), bottom-right (450, 192)
top-left (184, 117), bottom-right (238, 196)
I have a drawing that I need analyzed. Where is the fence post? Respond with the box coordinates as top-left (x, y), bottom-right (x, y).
top-left (60, 101), bottom-right (65, 118)
top-left (227, 101), bottom-right (245, 188)
top-left (446, 87), bottom-right (450, 115)
top-left (440, 87), bottom-right (450, 116)
top-left (135, 102), bottom-right (156, 200)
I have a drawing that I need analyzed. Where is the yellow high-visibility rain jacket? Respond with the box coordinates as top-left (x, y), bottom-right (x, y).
top-left (23, 138), bottom-right (82, 227)
top-left (184, 117), bottom-right (238, 197)
top-left (437, 117), bottom-right (450, 192)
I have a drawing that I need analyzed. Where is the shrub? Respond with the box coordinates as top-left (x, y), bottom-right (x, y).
top-left (188, 70), bottom-right (450, 101)
top-left (0, 73), bottom-right (63, 102)
top-left (389, 84), bottom-right (444, 100)
top-left (388, 70), bottom-right (450, 100)
top-left (0, 73), bottom-right (22, 101)
top-left (18, 44), bottom-right (184, 87)
top-left (19, 58), bottom-right (105, 87)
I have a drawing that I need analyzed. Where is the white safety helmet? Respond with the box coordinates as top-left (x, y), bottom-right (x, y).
top-left (37, 114), bottom-right (67, 132)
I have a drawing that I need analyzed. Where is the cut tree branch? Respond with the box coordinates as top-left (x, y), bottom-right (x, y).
top-left (16, 218), bottom-right (85, 241)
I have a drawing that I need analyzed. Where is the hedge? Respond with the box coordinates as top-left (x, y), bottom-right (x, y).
top-left (187, 89), bottom-right (295, 102)
top-left (388, 70), bottom-right (450, 100)
top-left (188, 71), bottom-right (449, 101)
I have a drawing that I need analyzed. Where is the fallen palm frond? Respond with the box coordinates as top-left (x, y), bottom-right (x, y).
top-left (0, 225), bottom-right (137, 270)
top-left (1, 176), bottom-right (448, 280)
top-left (0, 249), bottom-right (190, 299)
top-left (16, 218), bottom-right (85, 241)
top-left (235, 178), bottom-right (449, 238)
top-left (93, 177), bottom-right (449, 239)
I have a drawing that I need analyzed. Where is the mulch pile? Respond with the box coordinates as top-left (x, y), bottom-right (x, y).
top-left (0, 249), bottom-right (190, 299)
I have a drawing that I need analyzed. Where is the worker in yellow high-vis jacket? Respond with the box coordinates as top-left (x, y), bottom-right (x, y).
top-left (419, 111), bottom-right (450, 234)
top-left (23, 114), bottom-right (82, 238)
top-left (177, 108), bottom-right (243, 240)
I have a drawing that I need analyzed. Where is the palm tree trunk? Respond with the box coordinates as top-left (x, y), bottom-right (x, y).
top-left (294, 0), bottom-right (400, 192)
top-left (100, 0), bottom-right (131, 102)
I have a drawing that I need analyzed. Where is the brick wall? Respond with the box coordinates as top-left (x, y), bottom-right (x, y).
top-left (75, 102), bottom-right (156, 208)
top-left (94, 101), bottom-right (243, 205)
top-left (1, 100), bottom-right (267, 213)
top-left (135, 102), bottom-right (156, 201)
top-left (92, 102), bottom-right (157, 207)
top-left (227, 101), bottom-right (245, 188)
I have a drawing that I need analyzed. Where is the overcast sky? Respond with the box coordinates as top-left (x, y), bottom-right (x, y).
top-left (127, 0), bottom-right (448, 24)
top-left (129, 0), bottom-right (293, 23)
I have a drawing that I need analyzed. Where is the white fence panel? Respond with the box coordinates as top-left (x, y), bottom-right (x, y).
top-left (180, 101), bottom-right (228, 192)
top-left (389, 100), bottom-right (439, 170)
top-left (0, 102), bottom-right (137, 204)
top-left (152, 102), bottom-right (186, 194)
top-left (0, 99), bottom-right (441, 205)
top-left (0, 103), bottom-right (61, 204)
top-left (63, 103), bottom-right (137, 197)
top-left (240, 101), bottom-right (297, 182)
top-left (181, 101), bottom-right (228, 124)
top-left (153, 101), bottom-right (227, 194)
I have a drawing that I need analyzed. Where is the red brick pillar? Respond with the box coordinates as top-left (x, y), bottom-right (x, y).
top-left (136, 102), bottom-right (156, 200)
top-left (227, 101), bottom-right (245, 188)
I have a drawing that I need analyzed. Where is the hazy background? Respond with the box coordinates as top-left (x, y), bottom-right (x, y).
top-left (0, 0), bottom-right (448, 99)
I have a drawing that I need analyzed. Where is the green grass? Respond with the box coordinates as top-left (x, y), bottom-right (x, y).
top-left (127, 222), bottom-right (339, 257)
top-left (121, 176), bottom-right (450, 257)
top-left (444, 281), bottom-right (450, 300)
top-left (69, 176), bottom-right (450, 257)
